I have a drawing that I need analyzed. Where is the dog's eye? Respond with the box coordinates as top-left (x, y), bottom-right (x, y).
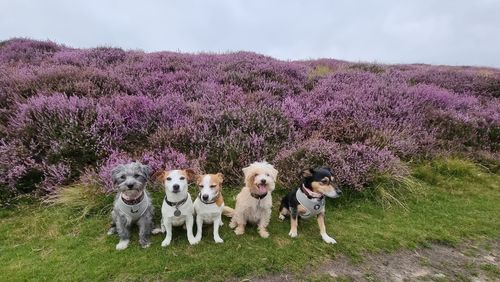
top-left (210, 185), bottom-right (216, 188)
top-left (180, 177), bottom-right (185, 180)
top-left (120, 175), bottom-right (125, 179)
top-left (321, 180), bottom-right (329, 185)
top-left (133, 174), bottom-right (140, 178)
top-left (265, 173), bottom-right (270, 177)
top-left (199, 185), bottom-right (203, 188)
top-left (166, 177), bottom-right (172, 181)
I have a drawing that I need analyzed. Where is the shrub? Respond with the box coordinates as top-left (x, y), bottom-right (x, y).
top-left (274, 139), bottom-right (406, 190)
top-left (0, 39), bottom-right (498, 197)
top-left (8, 93), bottom-right (101, 187)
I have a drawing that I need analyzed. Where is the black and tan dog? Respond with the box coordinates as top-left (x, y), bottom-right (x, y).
top-left (278, 167), bottom-right (341, 244)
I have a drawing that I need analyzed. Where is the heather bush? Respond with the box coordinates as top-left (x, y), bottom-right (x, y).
top-left (8, 93), bottom-right (102, 187)
top-left (82, 148), bottom-right (196, 193)
top-left (0, 139), bottom-right (38, 195)
top-left (1, 38), bottom-right (499, 197)
top-left (274, 139), bottom-right (405, 190)
top-left (0, 38), bottom-right (60, 64)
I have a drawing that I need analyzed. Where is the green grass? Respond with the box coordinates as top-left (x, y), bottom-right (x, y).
top-left (0, 159), bottom-right (499, 281)
top-left (480, 264), bottom-right (500, 279)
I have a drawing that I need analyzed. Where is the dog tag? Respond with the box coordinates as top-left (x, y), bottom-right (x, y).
top-left (174, 209), bottom-right (181, 216)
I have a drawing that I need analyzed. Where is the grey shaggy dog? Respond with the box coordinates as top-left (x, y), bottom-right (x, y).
top-left (107, 161), bottom-right (154, 250)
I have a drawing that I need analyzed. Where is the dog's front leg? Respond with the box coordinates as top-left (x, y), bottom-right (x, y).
top-left (160, 218), bottom-right (165, 233)
top-left (115, 214), bottom-right (130, 250)
top-left (257, 209), bottom-right (271, 238)
top-left (317, 213), bottom-right (336, 244)
top-left (138, 213), bottom-right (152, 248)
top-left (213, 215), bottom-right (223, 243)
top-left (186, 215), bottom-right (197, 245)
top-left (161, 218), bottom-right (172, 247)
top-left (194, 214), bottom-right (203, 243)
top-left (288, 207), bottom-right (298, 238)
top-left (232, 214), bottom-right (246, 235)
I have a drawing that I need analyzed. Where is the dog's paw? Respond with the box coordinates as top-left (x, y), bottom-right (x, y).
top-left (321, 234), bottom-right (337, 244)
top-left (288, 230), bottom-right (298, 238)
top-left (219, 221), bottom-right (224, 226)
top-left (151, 227), bottom-right (163, 235)
top-left (229, 221), bottom-right (237, 229)
top-left (234, 227), bottom-right (245, 235)
top-left (140, 242), bottom-right (151, 249)
top-left (188, 237), bottom-right (198, 245)
top-left (161, 238), bottom-right (171, 247)
top-left (278, 214), bottom-right (285, 221)
top-left (258, 229), bottom-right (270, 238)
top-left (107, 228), bottom-right (116, 236)
top-left (214, 236), bottom-right (224, 243)
top-left (115, 239), bottom-right (129, 251)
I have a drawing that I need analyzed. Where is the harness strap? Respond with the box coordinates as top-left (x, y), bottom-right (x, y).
top-left (117, 192), bottom-right (149, 220)
top-left (296, 188), bottom-right (325, 218)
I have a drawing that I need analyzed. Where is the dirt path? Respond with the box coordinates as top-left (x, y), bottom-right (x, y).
top-left (248, 240), bottom-right (499, 281)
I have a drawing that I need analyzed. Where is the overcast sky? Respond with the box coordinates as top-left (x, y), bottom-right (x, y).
top-left (1, 0), bottom-right (500, 67)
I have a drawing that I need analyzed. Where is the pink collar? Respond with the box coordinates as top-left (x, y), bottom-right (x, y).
top-left (121, 191), bottom-right (144, 205)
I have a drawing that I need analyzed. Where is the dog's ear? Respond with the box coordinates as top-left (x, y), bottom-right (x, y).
top-left (216, 173), bottom-right (224, 184)
top-left (152, 170), bottom-right (166, 182)
top-left (141, 164), bottom-right (152, 180)
top-left (301, 168), bottom-right (314, 179)
top-left (242, 166), bottom-right (250, 176)
top-left (111, 164), bottom-right (125, 185)
top-left (185, 169), bottom-right (196, 182)
top-left (242, 166), bottom-right (255, 187)
top-left (269, 167), bottom-right (278, 181)
top-left (321, 166), bottom-right (333, 175)
top-left (195, 174), bottom-right (203, 184)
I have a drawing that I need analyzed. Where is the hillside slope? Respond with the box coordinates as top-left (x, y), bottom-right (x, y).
top-left (0, 39), bottom-right (498, 197)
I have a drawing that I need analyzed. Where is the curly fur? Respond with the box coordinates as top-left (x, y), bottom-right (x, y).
top-left (107, 161), bottom-right (153, 250)
top-left (228, 161), bottom-right (278, 238)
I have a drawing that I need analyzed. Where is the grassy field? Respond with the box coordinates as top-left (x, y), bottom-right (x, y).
top-left (0, 159), bottom-right (499, 281)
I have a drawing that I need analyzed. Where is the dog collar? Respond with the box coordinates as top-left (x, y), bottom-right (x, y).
top-left (301, 184), bottom-right (325, 199)
top-left (164, 195), bottom-right (188, 207)
top-left (296, 188), bottom-right (325, 219)
top-left (250, 192), bottom-right (268, 199)
top-left (164, 195), bottom-right (188, 216)
top-left (198, 192), bottom-right (220, 204)
top-left (117, 192), bottom-right (149, 221)
top-left (120, 191), bottom-right (145, 205)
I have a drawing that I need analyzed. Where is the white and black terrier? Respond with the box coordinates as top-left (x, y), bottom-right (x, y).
top-left (107, 161), bottom-right (154, 250)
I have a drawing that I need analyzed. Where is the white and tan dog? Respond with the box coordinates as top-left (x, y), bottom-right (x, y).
top-left (193, 173), bottom-right (225, 243)
top-left (228, 161), bottom-right (278, 238)
top-left (156, 169), bottom-right (197, 246)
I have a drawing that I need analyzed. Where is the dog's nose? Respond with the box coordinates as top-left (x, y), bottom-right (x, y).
top-left (127, 184), bottom-right (134, 189)
top-left (172, 184), bottom-right (180, 191)
top-left (202, 194), bottom-right (209, 201)
top-left (260, 179), bottom-right (267, 184)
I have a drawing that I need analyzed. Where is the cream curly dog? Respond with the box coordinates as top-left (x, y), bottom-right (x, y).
top-left (228, 161), bottom-right (278, 238)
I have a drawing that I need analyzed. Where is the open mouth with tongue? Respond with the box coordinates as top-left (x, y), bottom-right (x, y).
top-left (257, 183), bottom-right (268, 194)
